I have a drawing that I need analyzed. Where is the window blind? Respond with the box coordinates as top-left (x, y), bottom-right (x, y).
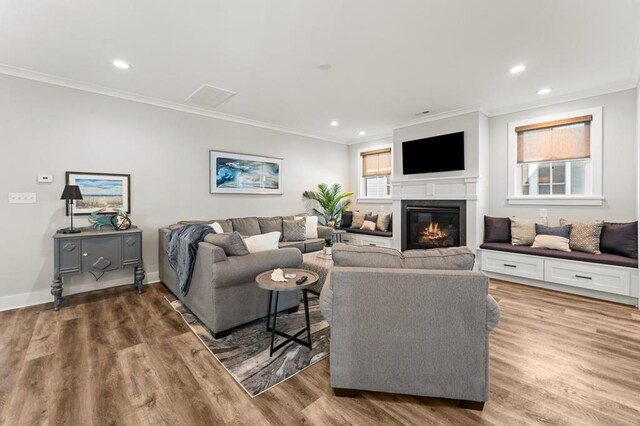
top-left (516, 115), bottom-right (592, 164)
top-left (362, 148), bottom-right (392, 177)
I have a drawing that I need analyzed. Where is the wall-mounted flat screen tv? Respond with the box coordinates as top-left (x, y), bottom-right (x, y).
top-left (402, 131), bottom-right (465, 174)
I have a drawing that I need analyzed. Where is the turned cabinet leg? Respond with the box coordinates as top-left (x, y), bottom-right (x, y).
top-left (51, 274), bottom-right (63, 311)
top-left (135, 264), bottom-right (145, 294)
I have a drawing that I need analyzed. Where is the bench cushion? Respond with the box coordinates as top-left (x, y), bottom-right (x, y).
top-left (339, 227), bottom-right (392, 238)
top-left (480, 242), bottom-right (638, 268)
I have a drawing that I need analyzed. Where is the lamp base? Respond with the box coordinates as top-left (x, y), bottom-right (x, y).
top-left (60, 227), bottom-right (81, 234)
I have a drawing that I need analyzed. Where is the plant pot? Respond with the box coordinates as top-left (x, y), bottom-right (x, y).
top-left (323, 247), bottom-right (332, 255)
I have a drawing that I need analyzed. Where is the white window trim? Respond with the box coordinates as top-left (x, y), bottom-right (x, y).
top-left (507, 106), bottom-right (604, 206)
top-left (357, 143), bottom-right (393, 203)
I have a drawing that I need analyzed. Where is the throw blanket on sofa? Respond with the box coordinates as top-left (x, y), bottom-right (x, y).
top-left (166, 224), bottom-right (215, 296)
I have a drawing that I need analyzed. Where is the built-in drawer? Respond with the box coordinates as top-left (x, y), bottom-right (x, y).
top-left (544, 260), bottom-right (631, 296)
top-left (358, 236), bottom-right (393, 248)
top-left (341, 234), bottom-right (359, 245)
top-left (481, 250), bottom-right (544, 280)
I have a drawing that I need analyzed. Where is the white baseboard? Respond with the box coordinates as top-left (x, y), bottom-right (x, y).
top-left (0, 271), bottom-right (160, 312)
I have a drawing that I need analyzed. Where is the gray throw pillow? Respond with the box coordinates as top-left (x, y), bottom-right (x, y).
top-left (283, 219), bottom-right (306, 242)
top-left (535, 224), bottom-right (572, 239)
top-left (559, 219), bottom-right (604, 254)
top-left (203, 232), bottom-right (249, 256)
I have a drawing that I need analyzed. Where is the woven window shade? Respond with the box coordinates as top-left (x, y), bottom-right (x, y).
top-left (362, 148), bottom-right (392, 177)
top-left (516, 116), bottom-right (592, 164)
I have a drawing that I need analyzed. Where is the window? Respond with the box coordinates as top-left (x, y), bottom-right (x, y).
top-left (507, 107), bottom-right (603, 205)
top-left (360, 147), bottom-right (392, 199)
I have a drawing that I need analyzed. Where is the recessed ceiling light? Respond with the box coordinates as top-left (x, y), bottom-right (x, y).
top-left (537, 88), bottom-right (553, 95)
top-left (112, 60), bottom-right (131, 70)
top-left (358, 131), bottom-right (366, 136)
top-left (330, 120), bottom-right (339, 127)
top-left (318, 63), bottom-right (332, 71)
top-left (510, 64), bottom-right (526, 74)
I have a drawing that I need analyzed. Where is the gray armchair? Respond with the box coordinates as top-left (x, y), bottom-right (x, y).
top-left (322, 245), bottom-right (499, 409)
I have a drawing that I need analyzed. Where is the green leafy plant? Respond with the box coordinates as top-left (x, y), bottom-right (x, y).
top-left (302, 183), bottom-right (353, 226)
top-left (324, 238), bottom-right (333, 247)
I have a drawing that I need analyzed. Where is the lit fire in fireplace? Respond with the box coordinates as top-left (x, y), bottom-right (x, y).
top-left (418, 221), bottom-right (454, 247)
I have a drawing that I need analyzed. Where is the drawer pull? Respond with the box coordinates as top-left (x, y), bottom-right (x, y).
top-left (369, 244), bottom-right (377, 246)
top-left (575, 275), bottom-right (592, 280)
top-left (503, 263), bottom-right (517, 268)
top-left (83, 253), bottom-right (88, 257)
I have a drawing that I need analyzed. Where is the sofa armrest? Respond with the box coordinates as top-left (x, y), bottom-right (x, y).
top-left (198, 241), bottom-right (228, 263)
top-left (212, 248), bottom-right (303, 289)
top-left (317, 225), bottom-right (334, 240)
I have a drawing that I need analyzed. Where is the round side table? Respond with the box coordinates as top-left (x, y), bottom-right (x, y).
top-left (255, 268), bottom-right (319, 357)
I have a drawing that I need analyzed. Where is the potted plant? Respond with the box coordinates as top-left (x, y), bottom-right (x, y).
top-left (323, 238), bottom-right (333, 255)
top-left (302, 183), bottom-right (353, 226)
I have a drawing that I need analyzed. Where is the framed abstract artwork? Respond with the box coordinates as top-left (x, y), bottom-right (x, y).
top-left (210, 151), bottom-right (283, 195)
top-left (65, 171), bottom-right (131, 215)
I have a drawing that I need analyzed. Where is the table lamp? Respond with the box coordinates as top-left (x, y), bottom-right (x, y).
top-left (60, 184), bottom-right (83, 234)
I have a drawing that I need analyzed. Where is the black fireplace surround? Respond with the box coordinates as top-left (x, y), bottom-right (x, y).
top-left (401, 200), bottom-right (467, 251)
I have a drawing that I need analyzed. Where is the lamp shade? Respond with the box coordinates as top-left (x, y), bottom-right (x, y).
top-left (60, 185), bottom-right (83, 200)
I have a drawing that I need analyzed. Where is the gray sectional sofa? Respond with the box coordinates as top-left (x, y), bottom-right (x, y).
top-left (321, 244), bottom-right (500, 407)
top-left (159, 215), bottom-right (332, 337)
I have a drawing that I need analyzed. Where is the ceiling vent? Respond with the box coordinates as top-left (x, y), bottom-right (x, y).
top-left (185, 84), bottom-right (236, 110)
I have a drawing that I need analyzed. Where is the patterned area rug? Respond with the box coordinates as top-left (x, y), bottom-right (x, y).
top-left (166, 295), bottom-right (330, 397)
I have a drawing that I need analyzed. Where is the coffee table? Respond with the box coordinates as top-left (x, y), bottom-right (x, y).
top-left (255, 268), bottom-right (319, 357)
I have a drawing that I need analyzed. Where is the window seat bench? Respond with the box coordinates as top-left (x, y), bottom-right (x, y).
top-left (478, 243), bottom-right (639, 306)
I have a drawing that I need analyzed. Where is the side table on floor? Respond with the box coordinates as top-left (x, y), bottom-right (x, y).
top-left (255, 269), bottom-right (319, 357)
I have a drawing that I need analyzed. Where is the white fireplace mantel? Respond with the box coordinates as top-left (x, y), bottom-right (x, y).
top-left (390, 175), bottom-right (483, 254)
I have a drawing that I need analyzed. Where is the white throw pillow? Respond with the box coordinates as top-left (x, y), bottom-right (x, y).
top-left (531, 234), bottom-right (571, 252)
top-left (209, 222), bottom-right (224, 234)
top-left (361, 220), bottom-right (376, 231)
top-left (294, 216), bottom-right (318, 239)
top-left (244, 232), bottom-right (281, 253)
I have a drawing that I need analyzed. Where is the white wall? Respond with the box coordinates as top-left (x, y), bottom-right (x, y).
top-left (0, 74), bottom-right (349, 309)
top-left (393, 112), bottom-right (482, 180)
top-left (487, 89), bottom-right (638, 222)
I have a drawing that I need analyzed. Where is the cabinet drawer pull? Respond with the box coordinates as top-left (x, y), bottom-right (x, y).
top-left (369, 243), bottom-right (377, 246)
top-left (575, 275), bottom-right (592, 280)
top-left (503, 263), bottom-right (517, 268)
top-left (83, 253), bottom-right (88, 257)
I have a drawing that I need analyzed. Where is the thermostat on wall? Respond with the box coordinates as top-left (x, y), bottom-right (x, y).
top-left (37, 174), bottom-right (53, 183)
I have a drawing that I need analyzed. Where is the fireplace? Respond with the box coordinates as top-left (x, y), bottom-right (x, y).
top-left (401, 200), bottom-right (466, 250)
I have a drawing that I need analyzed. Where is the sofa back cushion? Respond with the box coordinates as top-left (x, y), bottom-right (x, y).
top-left (402, 247), bottom-right (475, 270)
top-left (231, 217), bottom-right (261, 236)
top-left (204, 232), bottom-right (249, 256)
top-left (258, 217), bottom-right (283, 238)
top-left (208, 219), bottom-right (234, 233)
top-left (600, 221), bottom-right (638, 259)
top-left (333, 244), bottom-right (404, 268)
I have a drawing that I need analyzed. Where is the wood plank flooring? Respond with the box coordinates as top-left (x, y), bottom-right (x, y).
top-left (1, 280), bottom-right (639, 425)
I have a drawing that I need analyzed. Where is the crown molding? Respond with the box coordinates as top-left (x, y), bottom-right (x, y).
top-left (0, 63), bottom-right (346, 145)
top-left (392, 106), bottom-right (484, 130)
top-left (486, 81), bottom-right (638, 117)
top-left (344, 132), bottom-right (393, 145)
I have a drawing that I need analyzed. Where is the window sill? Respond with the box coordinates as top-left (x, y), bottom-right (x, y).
top-left (507, 196), bottom-right (604, 206)
top-left (357, 198), bottom-right (393, 204)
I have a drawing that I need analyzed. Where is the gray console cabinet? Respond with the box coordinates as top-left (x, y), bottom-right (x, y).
top-left (52, 228), bottom-right (145, 310)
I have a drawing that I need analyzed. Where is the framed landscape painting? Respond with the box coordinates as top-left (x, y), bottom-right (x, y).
top-left (210, 151), bottom-right (283, 195)
top-left (66, 171), bottom-right (131, 215)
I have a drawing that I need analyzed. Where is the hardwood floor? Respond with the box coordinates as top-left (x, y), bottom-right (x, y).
top-left (1, 280), bottom-right (639, 425)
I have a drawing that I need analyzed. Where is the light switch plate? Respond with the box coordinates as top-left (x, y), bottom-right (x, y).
top-left (8, 193), bottom-right (36, 204)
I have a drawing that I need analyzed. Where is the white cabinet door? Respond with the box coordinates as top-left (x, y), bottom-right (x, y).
top-left (545, 260), bottom-right (631, 296)
top-left (481, 250), bottom-right (544, 280)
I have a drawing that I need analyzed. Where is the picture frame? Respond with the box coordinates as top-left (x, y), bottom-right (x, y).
top-left (210, 150), bottom-right (283, 195)
top-left (65, 171), bottom-right (131, 215)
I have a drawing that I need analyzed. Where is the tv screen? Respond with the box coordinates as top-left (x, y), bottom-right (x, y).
top-left (402, 131), bottom-right (465, 174)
